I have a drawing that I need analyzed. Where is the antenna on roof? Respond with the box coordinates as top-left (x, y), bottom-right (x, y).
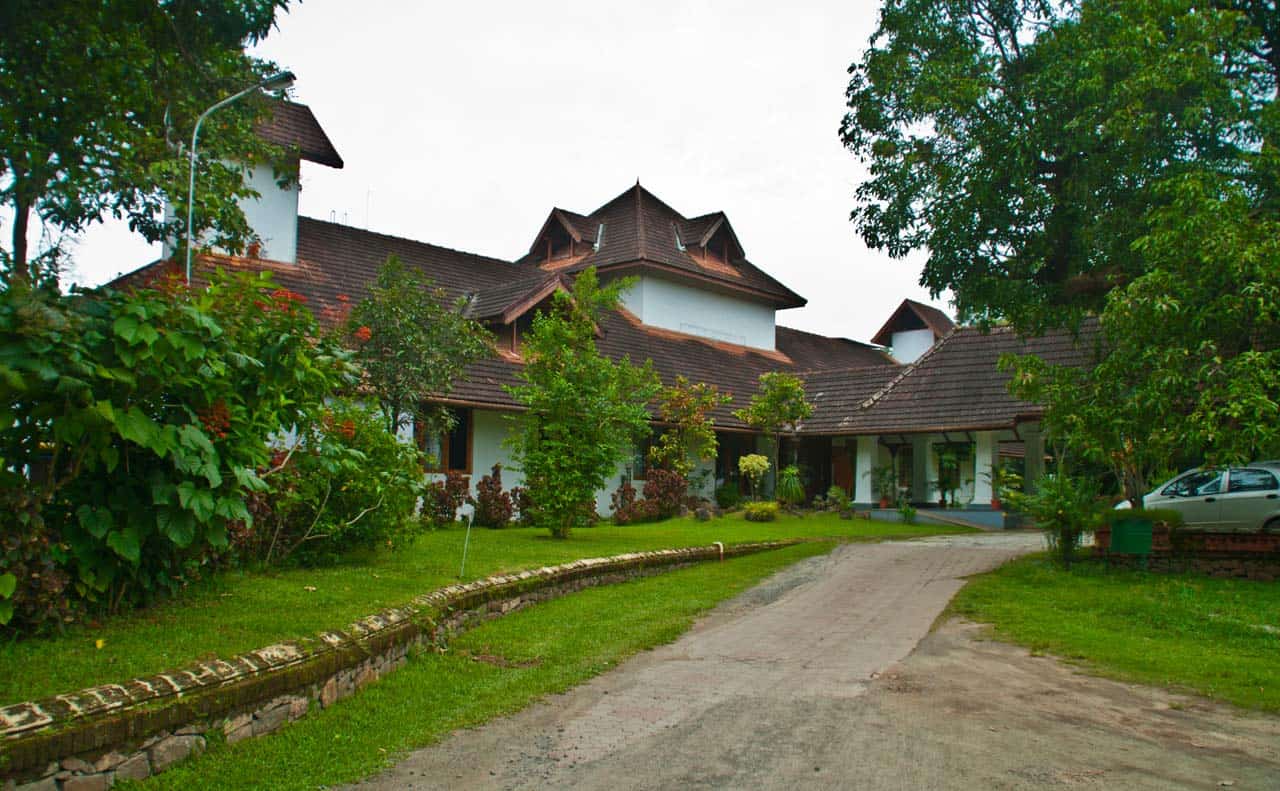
top-left (329, 209), bottom-right (336, 222)
top-left (593, 223), bottom-right (605, 252)
top-left (673, 224), bottom-right (686, 252)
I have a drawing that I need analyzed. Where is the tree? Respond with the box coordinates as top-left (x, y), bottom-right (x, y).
top-left (844, 0), bottom-right (1279, 499)
top-left (733, 372), bottom-right (813, 481)
top-left (345, 255), bottom-right (492, 437)
top-left (1, 0), bottom-right (294, 282)
top-left (506, 268), bottom-right (660, 538)
top-left (648, 376), bottom-right (732, 478)
top-left (841, 0), bottom-right (1277, 334)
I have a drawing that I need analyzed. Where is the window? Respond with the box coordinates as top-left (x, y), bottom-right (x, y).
top-left (1228, 468), bottom-right (1279, 493)
top-left (416, 408), bottom-right (472, 473)
top-left (1163, 469), bottom-right (1223, 497)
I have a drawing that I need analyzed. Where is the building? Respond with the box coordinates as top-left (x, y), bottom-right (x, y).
top-left (116, 102), bottom-right (1096, 520)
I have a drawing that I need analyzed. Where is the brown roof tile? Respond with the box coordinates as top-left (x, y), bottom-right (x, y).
top-left (846, 322), bottom-right (1102, 434)
top-left (257, 102), bottom-right (344, 169)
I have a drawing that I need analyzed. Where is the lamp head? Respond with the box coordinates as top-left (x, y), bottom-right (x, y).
top-left (259, 71), bottom-right (296, 93)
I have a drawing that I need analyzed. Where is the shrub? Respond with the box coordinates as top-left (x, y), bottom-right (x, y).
top-left (825, 485), bottom-right (851, 512)
top-left (897, 501), bottom-right (918, 525)
top-left (423, 471), bottom-right (470, 527)
top-left (738, 454), bottom-right (770, 500)
top-left (775, 465), bottom-right (805, 506)
top-left (0, 273), bottom-right (355, 630)
top-left (743, 501), bottom-right (780, 522)
top-left (238, 402), bottom-right (425, 566)
top-left (470, 464), bottom-right (513, 528)
top-left (610, 479), bottom-right (639, 525)
top-left (1100, 508), bottom-right (1185, 529)
top-left (642, 469), bottom-right (688, 519)
top-left (0, 490), bottom-right (77, 633)
top-left (715, 483), bottom-right (742, 510)
top-left (1007, 474), bottom-right (1106, 568)
top-left (510, 486), bottom-right (534, 526)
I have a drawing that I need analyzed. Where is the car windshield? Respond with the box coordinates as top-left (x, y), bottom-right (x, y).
top-left (1162, 470), bottom-right (1223, 497)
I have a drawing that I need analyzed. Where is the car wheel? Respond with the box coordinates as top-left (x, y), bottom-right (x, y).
top-left (1265, 517), bottom-right (1280, 533)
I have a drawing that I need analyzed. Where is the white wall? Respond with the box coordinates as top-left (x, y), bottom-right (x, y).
top-left (890, 328), bottom-right (935, 364)
top-left (162, 161), bottom-right (300, 263)
top-left (620, 274), bottom-right (777, 350)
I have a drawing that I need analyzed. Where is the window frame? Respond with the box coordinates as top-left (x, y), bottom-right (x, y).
top-left (416, 407), bottom-right (473, 474)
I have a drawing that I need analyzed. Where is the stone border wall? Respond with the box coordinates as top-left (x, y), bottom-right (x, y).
top-left (0, 541), bottom-right (794, 789)
top-left (1094, 524), bottom-right (1280, 581)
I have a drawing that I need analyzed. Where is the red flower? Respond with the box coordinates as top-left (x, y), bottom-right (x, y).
top-left (353, 325), bottom-right (372, 343)
top-left (336, 294), bottom-right (350, 303)
top-left (339, 419), bottom-right (356, 439)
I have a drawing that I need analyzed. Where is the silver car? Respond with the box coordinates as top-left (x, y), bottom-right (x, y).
top-left (1119, 463), bottom-right (1280, 531)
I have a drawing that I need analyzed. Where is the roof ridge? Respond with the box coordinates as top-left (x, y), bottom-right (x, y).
top-left (298, 216), bottom-right (516, 267)
top-left (795, 363), bottom-right (903, 377)
top-left (634, 183), bottom-right (647, 259)
top-left (858, 325), bottom-right (959, 411)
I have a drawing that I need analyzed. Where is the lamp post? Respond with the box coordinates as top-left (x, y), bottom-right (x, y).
top-left (184, 71), bottom-right (296, 284)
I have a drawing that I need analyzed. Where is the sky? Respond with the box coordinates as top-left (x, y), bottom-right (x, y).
top-left (62, 0), bottom-right (949, 343)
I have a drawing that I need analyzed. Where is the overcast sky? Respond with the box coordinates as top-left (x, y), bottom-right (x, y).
top-left (63, 0), bottom-right (949, 342)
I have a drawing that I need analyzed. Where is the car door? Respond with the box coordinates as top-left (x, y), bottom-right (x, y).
top-left (1152, 470), bottom-right (1224, 528)
top-left (1219, 468), bottom-right (1280, 531)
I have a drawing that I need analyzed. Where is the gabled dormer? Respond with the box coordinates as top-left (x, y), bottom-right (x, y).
top-left (513, 183), bottom-right (804, 351)
top-left (871, 299), bottom-right (955, 363)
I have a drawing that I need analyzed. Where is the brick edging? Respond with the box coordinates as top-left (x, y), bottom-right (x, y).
top-left (0, 540), bottom-right (796, 786)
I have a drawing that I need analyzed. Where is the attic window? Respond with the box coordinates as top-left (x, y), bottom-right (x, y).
top-left (593, 223), bottom-right (605, 251)
top-left (673, 225), bottom-right (686, 252)
top-left (544, 222), bottom-right (574, 262)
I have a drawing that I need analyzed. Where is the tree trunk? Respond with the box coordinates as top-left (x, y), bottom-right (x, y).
top-left (9, 194), bottom-right (30, 282)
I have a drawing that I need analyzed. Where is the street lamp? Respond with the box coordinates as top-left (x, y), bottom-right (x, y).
top-left (184, 71), bottom-right (296, 284)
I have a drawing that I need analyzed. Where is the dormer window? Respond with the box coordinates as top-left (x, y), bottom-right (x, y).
top-left (544, 222), bottom-right (575, 263)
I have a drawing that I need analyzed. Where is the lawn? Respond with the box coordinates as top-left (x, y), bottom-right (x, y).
top-left (123, 542), bottom-right (832, 790)
top-left (951, 554), bottom-right (1280, 712)
top-left (0, 512), bottom-right (969, 704)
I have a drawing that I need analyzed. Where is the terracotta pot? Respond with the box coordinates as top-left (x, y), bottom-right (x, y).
top-left (879, 497), bottom-right (890, 508)
top-left (991, 497), bottom-right (1002, 510)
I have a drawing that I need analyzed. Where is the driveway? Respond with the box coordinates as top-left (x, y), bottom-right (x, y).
top-left (349, 533), bottom-right (1280, 790)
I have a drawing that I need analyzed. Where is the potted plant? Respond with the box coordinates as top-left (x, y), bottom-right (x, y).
top-left (866, 465), bottom-right (898, 508)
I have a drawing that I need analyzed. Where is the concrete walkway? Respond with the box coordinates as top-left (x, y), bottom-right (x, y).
top-left (349, 533), bottom-right (1041, 790)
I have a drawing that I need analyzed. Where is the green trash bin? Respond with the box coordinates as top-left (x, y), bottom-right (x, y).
top-left (1109, 515), bottom-right (1153, 567)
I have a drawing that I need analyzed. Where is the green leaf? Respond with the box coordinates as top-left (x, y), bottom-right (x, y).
top-left (179, 423), bottom-right (216, 455)
top-left (0, 600), bottom-right (12, 626)
top-left (106, 528), bottom-right (141, 563)
top-left (158, 510), bottom-right (196, 548)
top-left (116, 406), bottom-right (158, 448)
top-left (112, 315), bottom-right (139, 343)
top-left (0, 572), bottom-right (16, 599)
top-left (76, 505), bottom-right (113, 539)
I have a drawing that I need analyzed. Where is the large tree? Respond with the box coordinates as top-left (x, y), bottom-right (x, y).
top-left (506, 268), bottom-right (659, 538)
top-left (844, 0), bottom-right (1279, 501)
top-left (1, 0), bottom-right (293, 282)
top-left (842, 0), bottom-right (1277, 333)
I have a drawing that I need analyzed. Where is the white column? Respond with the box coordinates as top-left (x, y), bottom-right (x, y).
top-left (973, 431), bottom-right (996, 505)
top-left (854, 435), bottom-right (877, 505)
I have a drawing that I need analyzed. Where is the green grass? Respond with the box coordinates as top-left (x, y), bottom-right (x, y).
top-left (125, 541), bottom-right (833, 790)
top-left (0, 513), bottom-right (969, 704)
top-left (952, 554), bottom-right (1280, 712)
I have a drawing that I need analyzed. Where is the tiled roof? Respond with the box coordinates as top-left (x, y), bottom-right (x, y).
top-left (464, 274), bottom-right (567, 322)
top-left (110, 218), bottom-right (890, 431)
top-left (869, 298), bottom-right (955, 346)
top-left (111, 214), bottom-right (1085, 438)
top-left (257, 102), bottom-right (344, 169)
top-left (445, 309), bottom-right (897, 429)
top-left (518, 184), bottom-right (806, 308)
top-left (796, 366), bottom-right (904, 434)
top-left (844, 322), bottom-right (1102, 434)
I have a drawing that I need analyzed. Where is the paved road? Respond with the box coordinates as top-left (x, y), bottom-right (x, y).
top-left (350, 533), bottom-right (1042, 790)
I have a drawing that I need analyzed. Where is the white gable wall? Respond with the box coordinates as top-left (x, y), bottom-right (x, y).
top-left (620, 274), bottom-right (776, 350)
top-left (163, 162), bottom-right (300, 264)
top-left (890, 328), bottom-right (935, 364)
